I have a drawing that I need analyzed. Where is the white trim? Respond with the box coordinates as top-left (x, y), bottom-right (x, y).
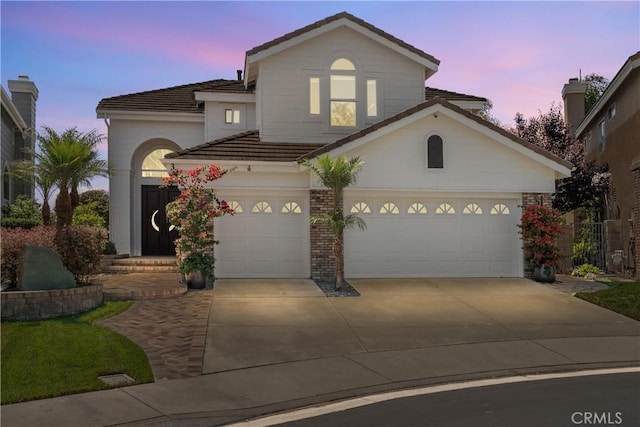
top-left (96, 110), bottom-right (204, 123)
top-left (576, 54), bottom-right (640, 137)
top-left (194, 92), bottom-right (255, 103)
top-left (161, 158), bottom-right (301, 174)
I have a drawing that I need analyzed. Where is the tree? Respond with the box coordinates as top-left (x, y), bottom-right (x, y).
top-left (79, 190), bottom-right (109, 227)
top-left (583, 73), bottom-right (609, 113)
top-left (476, 99), bottom-right (502, 127)
top-left (512, 105), bottom-right (610, 218)
top-left (31, 127), bottom-right (107, 229)
top-left (301, 154), bottom-right (366, 290)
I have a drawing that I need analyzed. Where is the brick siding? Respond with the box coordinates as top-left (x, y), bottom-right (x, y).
top-left (310, 189), bottom-right (336, 280)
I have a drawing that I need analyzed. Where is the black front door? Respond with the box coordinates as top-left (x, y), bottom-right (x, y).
top-left (142, 185), bottom-right (180, 255)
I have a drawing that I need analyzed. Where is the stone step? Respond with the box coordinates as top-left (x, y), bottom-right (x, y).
top-left (111, 257), bottom-right (177, 267)
top-left (103, 265), bottom-right (179, 273)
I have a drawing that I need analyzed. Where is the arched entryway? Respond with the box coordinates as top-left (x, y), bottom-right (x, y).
top-left (132, 141), bottom-right (181, 256)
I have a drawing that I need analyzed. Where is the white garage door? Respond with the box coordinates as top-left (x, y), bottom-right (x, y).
top-left (214, 192), bottom-right (309, 278)
top-left (344, 197), bottom-right (520, 278)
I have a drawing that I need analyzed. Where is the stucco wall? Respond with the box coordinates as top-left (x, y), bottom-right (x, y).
top-left (258, 26), bottom-right (425, 143)
top-left (342, 112), bottom-right (558, 193)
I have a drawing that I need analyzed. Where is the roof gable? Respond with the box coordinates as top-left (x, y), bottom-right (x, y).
top-left (244, 12), bottom-right (440, 85)
top-left (300, 97), bottom-right (572, 177)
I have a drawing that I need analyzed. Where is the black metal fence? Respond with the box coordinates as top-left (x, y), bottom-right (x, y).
top-left (572, 222), bottom-right (606, 270)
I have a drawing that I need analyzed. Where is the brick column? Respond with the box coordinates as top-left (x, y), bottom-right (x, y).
top-left (631, 157), bottom-right (640, 279)
top-left (310, 189), bottom-right (335, 281)
top-left (521, 192), bottom-right (553, 278)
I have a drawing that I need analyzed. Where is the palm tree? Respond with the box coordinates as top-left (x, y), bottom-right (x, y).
top-left (19, 127), bottom-right (107, 228)
top-left (302, 154), bottom-right (366, 290)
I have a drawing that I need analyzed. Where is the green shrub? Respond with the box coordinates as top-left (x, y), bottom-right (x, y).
top-left (1, 226), bottom-right (57, 286)
top-left (55, 226), bottom-right (108, 284)
top-left (0, 217), bottom-right (42, 229)
top-left (103, 240), bottom-right (117, 255)
top-left (72, 202), bottom-right (106, 228)
top-left (6, 195), bottom-right (42, 222)
top-left (571, 263), bottom-right (601, 277)
top-left (79, 190), bottom-right (109, 227)
top-left (1, 196), bottom-right (42, 228)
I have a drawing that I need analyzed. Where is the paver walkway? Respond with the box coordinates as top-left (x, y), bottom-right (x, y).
top-left (98, 289), bottom-right (212, 381)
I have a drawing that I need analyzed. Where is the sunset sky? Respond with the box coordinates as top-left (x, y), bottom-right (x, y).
top-left (2, 1), bottom-right (638, 193)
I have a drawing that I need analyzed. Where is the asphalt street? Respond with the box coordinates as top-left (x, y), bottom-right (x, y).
top-left (280, 373), bottom-right (640, 427)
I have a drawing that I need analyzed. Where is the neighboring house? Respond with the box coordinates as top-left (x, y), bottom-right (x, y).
top-left (97, 12), bottom-right (571, 279)
top-left (562, 51), bottom-right (640, 276)
top-left (1, 76), bottom-right (38, 209)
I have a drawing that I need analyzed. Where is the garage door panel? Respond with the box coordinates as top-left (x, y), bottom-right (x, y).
top-left (345, 198), bottom-right (518, 278)
top-left (214, 194), bottom-right (309, 278)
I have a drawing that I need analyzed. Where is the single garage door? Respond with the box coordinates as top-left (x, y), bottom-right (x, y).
top-left (214, 192), bottom-right (309, 278)
top-left (344, 197), bottom-right (519, 278)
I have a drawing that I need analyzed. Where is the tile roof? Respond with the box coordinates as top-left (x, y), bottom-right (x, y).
top-left (425, 87), bottom-right (487, 103)
top-left (246, 11), bottom-right (440, 66)
top-left (298, 97), bottom-right (574, 170)
top-left (96, 80), bottom-right (249, 113)
top-left (165, 131), bottom-right (325, 162)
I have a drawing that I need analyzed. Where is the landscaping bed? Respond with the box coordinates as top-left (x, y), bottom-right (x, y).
top-left (313, 280), bottom-right (360, 297)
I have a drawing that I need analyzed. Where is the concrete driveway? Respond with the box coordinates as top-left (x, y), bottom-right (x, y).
top-left (205, 278), bottom-right (640, 374)
top-left (3, 278), bottom-right (639, 427)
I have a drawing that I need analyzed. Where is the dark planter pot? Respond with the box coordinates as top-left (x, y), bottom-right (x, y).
top-left (185, 271), bottom-right (207, 289)
top-left (533, 265), bottom-right (556, 283)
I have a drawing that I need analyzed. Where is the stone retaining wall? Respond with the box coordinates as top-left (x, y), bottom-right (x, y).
top-left (1, 284), bottom-right (103, 321)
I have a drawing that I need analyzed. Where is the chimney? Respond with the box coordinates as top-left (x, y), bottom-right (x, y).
top-left (8, 75), bottom-right (39, 131)
top-left (562, 78), bottom-right (587, 134)
top-left (237, 69), bottom-right (243, 81)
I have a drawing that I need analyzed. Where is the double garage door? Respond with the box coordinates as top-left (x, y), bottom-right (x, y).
top-left (214, 192), bottom-right (519, 278)
top-left (344, 197), bottom-right (520, 278)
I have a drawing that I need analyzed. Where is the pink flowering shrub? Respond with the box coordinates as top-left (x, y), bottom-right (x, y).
top-left (1, 226), bottom-right (57, 286)
top-left (162, 165), bottom-right (234, 276)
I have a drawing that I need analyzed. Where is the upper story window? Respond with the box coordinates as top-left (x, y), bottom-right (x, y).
top-left (309, 77), bottom-right (320, 115)
top-left (427, 135), bottom-right (444, 169)
top-left (330, 58), bottom-right (356, 127)
top-left (366, 79), bottom-right (378, 117)
top-left (225, 109), bottom-right (240, 124)
top-left (142, 149), bottom-right (174, 178)
top-left (598, 119), bottom-right (606, 152)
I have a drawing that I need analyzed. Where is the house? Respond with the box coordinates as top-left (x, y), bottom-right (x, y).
top-left (562, 51), bottom-right (640, 277)
top-left (96, 12), bottom-right (571, 280)
top-left (1, 76), bottom-right (38, 209)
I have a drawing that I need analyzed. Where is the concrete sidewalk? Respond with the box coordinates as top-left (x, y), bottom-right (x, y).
top-left (2, 278), bottom-right (639, 427)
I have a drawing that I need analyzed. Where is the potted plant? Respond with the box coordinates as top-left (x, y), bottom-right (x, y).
top-left (162, 165), bottom-right (234, 289)
top-left (520, 204), bottom-right (564, 283)
top-left (178, 251), bottom-right (214, 289)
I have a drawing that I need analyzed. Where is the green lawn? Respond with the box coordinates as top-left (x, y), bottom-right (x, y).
top-left (575, 281), bottom-right (640, 321)
top-left (1, 301), bottom-right (153, 404)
